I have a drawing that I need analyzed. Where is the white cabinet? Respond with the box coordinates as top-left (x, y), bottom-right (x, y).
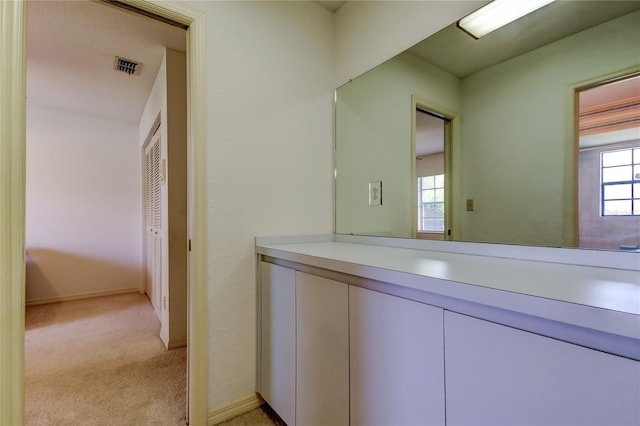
top-left (260, 260), bottom-right (640, 426)
top-left (349, 286), bottom-right (445, 426)
top-left (260, 262), bottom-right (296, 426)
top-left (295, 272), bottom-right (349, 426)
top-left (444, 311), bottom-right (640, 426)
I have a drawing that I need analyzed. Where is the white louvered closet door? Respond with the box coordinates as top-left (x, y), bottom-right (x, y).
top-left (144, 131), bottom-right (162, 319)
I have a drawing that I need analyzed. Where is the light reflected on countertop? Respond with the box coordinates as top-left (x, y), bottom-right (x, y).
top-left (415, 258), bottom-right (450, 278)
top-left (586, 281), bottom-right (640, 315)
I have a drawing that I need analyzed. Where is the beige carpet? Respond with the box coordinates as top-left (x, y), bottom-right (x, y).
top-left (25, 292), bottom-right (187, 425)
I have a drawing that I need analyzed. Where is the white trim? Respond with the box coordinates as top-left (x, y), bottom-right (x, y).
top-left (125, 2), bottom-right (209, 425)
top-left (411, 96), bottom-right (460, 241)
top-left (256, 234), bottom-right (334, 246)
top-left (0, 1), bottom-right (27, 425)
top-left (184, 8), bottom-right (210, 426)
top-left (334, 234), bottom-right (640, 271)
top-left (1, 1), bottom-right (209, 425)
top-left (167, 338), bottom-right (188, 350)
top-left (257, 234), bottom-right (640, 271)
top-left (26, 288), bottom-right (140, 307)
top-left (207, 393), bottom-right (264, 425)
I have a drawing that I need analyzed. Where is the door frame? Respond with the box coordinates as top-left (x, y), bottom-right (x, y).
top-left (0, 1), bottom-right (209, 424)
top-left (411, 95), bottom-right (460, 240)
top-left (567, 66), bottom-right (640, 248)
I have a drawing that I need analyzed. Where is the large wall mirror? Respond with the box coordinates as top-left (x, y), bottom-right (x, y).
top-left (335, 1), bottom-right (640, 250)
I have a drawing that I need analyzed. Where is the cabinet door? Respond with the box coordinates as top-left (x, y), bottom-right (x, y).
top-left (296, 272), bottom-right (349, 426)
top-left (349, 286), bottom-right (445, 426)
top-left (445, 311), bottom-right (640, 425)
top-left (260, 262), bottom-right (296, 426)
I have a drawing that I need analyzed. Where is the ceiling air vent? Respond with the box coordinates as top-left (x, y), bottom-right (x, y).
top-left (114, 56), bottom-right (140, 75)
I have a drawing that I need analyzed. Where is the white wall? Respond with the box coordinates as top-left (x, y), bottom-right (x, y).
top-left (25, 106), bottom-right (142, 302)
top-left (178, 1), bottom-right (492, 411)
top-left (139, 48), bottom-right (188, 349)
top-left (182, 0), bottom-right (334, 410)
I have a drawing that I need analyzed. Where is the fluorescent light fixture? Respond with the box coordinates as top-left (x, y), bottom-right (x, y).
top-left (458, 0), bottom-right (556, 39)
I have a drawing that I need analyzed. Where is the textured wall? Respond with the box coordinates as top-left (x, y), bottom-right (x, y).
top-left (187, 0), bottom-right (490, 411)
top-left (182, 0), bottom-right (334, 410)
top-left (336, 52), bottom-right (460, 237)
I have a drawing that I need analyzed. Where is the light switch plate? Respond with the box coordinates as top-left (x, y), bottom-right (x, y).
top-left (369, 181), bottom-right (382, 206)
top-left (466, 199), bottom-right (474, 211)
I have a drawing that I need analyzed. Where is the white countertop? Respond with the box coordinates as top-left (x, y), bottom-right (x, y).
top-left (256, 235), bottom-right (640, 346)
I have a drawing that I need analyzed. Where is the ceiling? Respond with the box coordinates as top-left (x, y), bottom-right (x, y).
top-left (314, 1), bottom-right (347, 13)
top-left (412, 1), bottom-right (640, 156)
top-left (580, 76), bottom-right (640, 110)
top-left (27, 0), bottom-right (347, 124)
top-left (579, 76), bottom-right (640, 149)
top-left (409, 1), bottom-right (640, 79)
top-left (27, 0), bottom-right (186, 124)
top-left (416, 111), bottom-right (444, 157)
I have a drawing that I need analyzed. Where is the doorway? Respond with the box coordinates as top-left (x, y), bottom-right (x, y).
top-left (0, 1), bottom-right (209, 424)
top-left (576, 73), bottom-right (640, 250)
top-left (25, 0), bottom-right (187, 420)
top-left (413, 102), bottom-right (454, 240)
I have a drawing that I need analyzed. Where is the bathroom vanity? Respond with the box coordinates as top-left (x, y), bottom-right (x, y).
top-left (256, 234), bottom-right (640, 425)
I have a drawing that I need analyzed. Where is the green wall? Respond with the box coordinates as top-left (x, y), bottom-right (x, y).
top-left (336, 10), bottom-right (640, 245)
top-left (336, 52), bottom-right (460, 237)
top-left (460, 10), bottom-right (640, 246)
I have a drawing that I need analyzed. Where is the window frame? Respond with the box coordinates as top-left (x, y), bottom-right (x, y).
top-left (600, 146), bottom-right (640, 217)
top-left (418, 174), bottom-right (445, 232)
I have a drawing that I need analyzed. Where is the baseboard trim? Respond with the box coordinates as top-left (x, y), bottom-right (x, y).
top-left (26, 288), bottom-right (140, 306)
top-left (207, 393), bottom-right (264, 425)
top-left (167, 339), bottom-right (187, 350)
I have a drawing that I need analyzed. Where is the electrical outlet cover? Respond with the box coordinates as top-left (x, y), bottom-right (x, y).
top-left (369, 181), bottom-right (382, 206)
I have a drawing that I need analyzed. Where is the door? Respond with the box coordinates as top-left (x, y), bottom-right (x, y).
top-left (144, 128), bottom-right (162, 319)
top-left (349, 286), bottom-right (445, 425)
top-left (576, 73), bottom-right (640, 250)
top-left (444, 311), bottom-right (640, 425)
top-left (260, 262), bottom-right (296, 426)
top-left (414, 106), bottom-right (452, 239)
top-left (295, 272), bottom-right (349, 426)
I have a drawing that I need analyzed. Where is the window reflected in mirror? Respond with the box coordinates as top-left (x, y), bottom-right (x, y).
top-left (415, 108), bottom-right (448, 240)
top-left (418, 174), bottom-right (445, 234)
top-left (578, 74), bottom-right (640, 251)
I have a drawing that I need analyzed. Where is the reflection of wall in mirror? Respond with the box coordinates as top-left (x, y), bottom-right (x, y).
top-left (336, 53), bottom-right (460, 237)
top-left (336, 10), bottom-right (640, 247)
top-left (460, 10), bottom-right (639, 247)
